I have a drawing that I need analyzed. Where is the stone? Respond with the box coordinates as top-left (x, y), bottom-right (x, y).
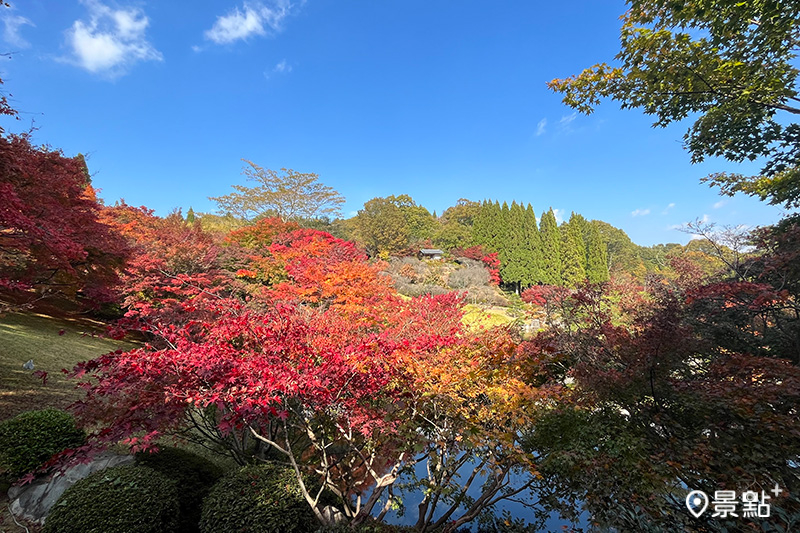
top-left (8, 452), bottom-right (134, 524)
top-left (322, 505), bottom-right (345, 524)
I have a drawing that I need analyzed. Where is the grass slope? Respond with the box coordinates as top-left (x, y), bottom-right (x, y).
top-left (461, 304), bottom-right (515, 329)
top-left (0, 313), bottom-right (137, 421)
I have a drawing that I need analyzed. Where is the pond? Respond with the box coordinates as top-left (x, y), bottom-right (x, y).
top-left (372, 458), bottom-right (589, 531)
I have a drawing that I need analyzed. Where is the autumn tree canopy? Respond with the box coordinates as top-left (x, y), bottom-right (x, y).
top-left (210, 161), bottom-right (345, 222)
top-left (0, 135), bottom-right (128, 308)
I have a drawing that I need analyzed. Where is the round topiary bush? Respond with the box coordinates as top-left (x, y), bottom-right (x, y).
top-left (0, 408), bottom-right (85, 477)
top-left (200, 463), bottom-right (320, 533)
top-left (136, 447), bottom-right (224, 533)
top-left (42, 465), bottom-right (179, 533)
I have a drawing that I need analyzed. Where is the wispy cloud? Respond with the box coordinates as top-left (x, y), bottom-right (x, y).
top-left (554, 112), bottom-right (579, 134)
top-left (63, 0), bottom-right (162, 77)
top-left (204, 1), bottom-right (293, 45)
top-left (264, 58), bottom-right (292, 79)
top-left (1, 8), bottom-right (34, 49)
top-left (535, 118), bottom-right (547, 136)
top-left (713, 199), bottom-right (727, 209)
top-left (552, 208), bottom-right (564, 224)
top-left (273, 59), bottom-right (291, 73)
top-left (559, 112), bottom-right (577, 127)
top-left (631, 208), bottom-right (651, 217)
top-left (662, 202), bottom-right (675, 214)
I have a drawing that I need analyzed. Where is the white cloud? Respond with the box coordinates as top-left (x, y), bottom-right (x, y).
top-left (662, 202), bottom-right (675, 214)
top-left (689, 234), bottom-right (706, 241)
top-left (264, 59), bottom-right (292, 79)
top-left (205, 1), bottom-right (292, 45)
top-left (713, 199), bottom-right (727, 209)
top-left (552, 208), bottom-right (564, 224)
top-left (1, 10), bottom-right (34, 49)
top-left (535, 118), bottom-right (546, 136)
top-left (64, 0), bottom-right (162, 77)
top-left (273, 59), bottom-right (291, 73)
top-left (631, 208), bottom-right (651, 217)
top-left (701, 213), bottom-right (711, 223)
top-left (559, 112), bottom-right (577, 126)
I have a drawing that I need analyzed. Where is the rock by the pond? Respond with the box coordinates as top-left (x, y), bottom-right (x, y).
top-left (8, 452), bottom-right (134, 524)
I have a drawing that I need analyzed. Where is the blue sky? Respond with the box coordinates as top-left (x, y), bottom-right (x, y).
top-left (1, 1), bottom-right (790, 246)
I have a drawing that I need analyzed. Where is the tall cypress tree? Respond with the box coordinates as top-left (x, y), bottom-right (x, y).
top-left (473, 200), bottom-right (504, 254)
top-left (561, 214), bottom-right (587, 287)
top-left (472, 200), bottom-right (492, 250)
top-left (497, 202), bottom-right (512, 286)
top-left (568, 213), bottom-right (589, 263)
top-left (502, 201), bottom-right (528, 292)
top-left (522, 204), bottom-right (542, 286)
top-left (539, 208), bottom-right (562, 285)
top-left (585, 223), bottom-right (610, 283)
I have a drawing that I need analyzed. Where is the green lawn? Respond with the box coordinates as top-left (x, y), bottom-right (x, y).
top-left (0, 313), bottom-right (138, 421)
top-left (461, 304), bottom-right (515, 329)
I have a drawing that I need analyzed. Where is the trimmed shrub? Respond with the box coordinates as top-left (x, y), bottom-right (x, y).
top-left (136, 447), bottom-right (225, 533)
top-left (42, 465), bottom-right (179, 533)
top-left (448, 265), bottom-right (490, 289)
top-left (200, 463), bottom-right (320, 533)
top-left (464, 286), bottom-right (509, 306)
top-left (0, 408), bottom-right (85, 477)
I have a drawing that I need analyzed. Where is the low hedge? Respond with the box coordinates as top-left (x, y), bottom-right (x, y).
top-left (136, 447), bottom-right (224, 532)
top-left (0, 408), bottom-right (85, 477)
top-left (200, 463), bottom-right (321, 533)
top-left (42, 465), bottom-right (179, 533)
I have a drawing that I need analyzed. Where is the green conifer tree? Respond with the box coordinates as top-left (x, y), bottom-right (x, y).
top-left (502, 202), bottom-right (528, 292)
top-left (472, 201), bottom-right (492, 249)
top-left (561, 214), bottom-right (587, 287)
top-left (568, 213), bottom-right (589, 262)
top-left (585, 223), bottom-right (610, 283)
top-left (539, 208), bottom-right (562, 285)
top-left (487, 201), bottom-right (504, 252)
top-left (497, 201), bottom-right (513, 286)
top-left (522, 204), bottom-right (543, 285)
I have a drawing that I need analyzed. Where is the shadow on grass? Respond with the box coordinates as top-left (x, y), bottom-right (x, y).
top-left (0, 313), bottom-right (138, 421)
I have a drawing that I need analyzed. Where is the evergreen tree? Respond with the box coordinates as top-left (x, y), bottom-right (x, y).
top-left (186, 207), bottom-right (196, 225)
top-left (496, 202), bottom-right (512, 286)
top-left (501, 202), bottom-right (528, 292)
top-left (585, 223), bottom-right (610, 283)
top-left (472, 201), bottom-right (491, 249)
top-left (539, 208), bottom-right (562, 285)
top-left (474, 201), bottom-right (504, 253)
top-left (522, 204), bottom-right (543, 285)
top-left (472, 201), bottom-right (491, 250)
top-left (568, 213), bottom-right (589, 261)
top-left (561, 214), bottom-right (587, 287)
top-left (74, 153), bottom-right (92, 185)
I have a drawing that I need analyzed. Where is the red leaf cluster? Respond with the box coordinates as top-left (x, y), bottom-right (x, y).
top-left (0, 135), bottom-right (128, 307)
